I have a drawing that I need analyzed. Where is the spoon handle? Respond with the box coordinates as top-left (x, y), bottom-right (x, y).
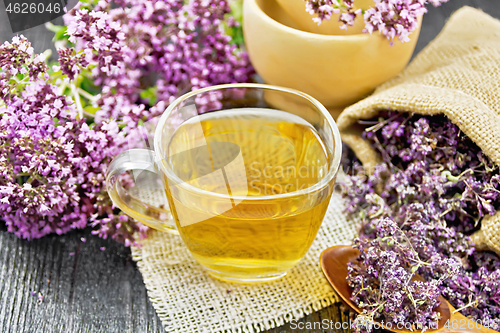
top-left (445, 310), bottom-right (498, 333)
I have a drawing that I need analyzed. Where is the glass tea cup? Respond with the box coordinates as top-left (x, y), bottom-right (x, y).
top-left (106, 83), bottom-right (342, 283)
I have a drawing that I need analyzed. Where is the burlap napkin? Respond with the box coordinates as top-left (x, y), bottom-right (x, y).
top-left (131, 186), bottom-right (357, 333)
top-left (337, 6), bottom-right (500, 255)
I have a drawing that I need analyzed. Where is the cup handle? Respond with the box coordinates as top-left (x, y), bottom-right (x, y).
top-left (106, 148), bottom-right (178, 235)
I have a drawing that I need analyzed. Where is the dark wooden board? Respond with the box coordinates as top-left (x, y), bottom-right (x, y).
top-left (0, 1), bottom-right (499, 332)
top-left (0, 227), bottom-right (164, 333)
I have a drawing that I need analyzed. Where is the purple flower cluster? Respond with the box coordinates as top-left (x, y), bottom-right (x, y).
top-left (0, 36), bottom-right (145, 245)
top-left (61, 0), bottom-right (254, 131)
top-left (348, 218), bottom-right (452, 331)
top-left (57, 47), bottom-right (89, 81)
top-left (305, 0), bottom-right (360, 28)
top-left (342, 112), bottom-right (500, 331)
top-left (304, 0), bottom-right (449, 43)
top-left (0, 36), bottom-right (47, 101)
top-left (62, 7), bottom-right (134, 118)
top-left (56, 0), bottom-right (253, 242)
top-left (0, 1), bottom-right (254, 246)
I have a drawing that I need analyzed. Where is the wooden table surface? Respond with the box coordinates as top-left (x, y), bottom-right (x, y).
top-left (1, 1), bottom-right (499, 332)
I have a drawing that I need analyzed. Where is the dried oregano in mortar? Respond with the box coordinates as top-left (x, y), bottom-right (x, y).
top-left (340, 111), bottom-right (500, 332)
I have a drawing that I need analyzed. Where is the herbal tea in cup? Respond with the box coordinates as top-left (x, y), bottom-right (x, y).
top-left (106, 84), bottom-right (342, 283)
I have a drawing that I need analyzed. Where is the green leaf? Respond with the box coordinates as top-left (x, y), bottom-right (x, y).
top-left (55, 27), bottom-right (69, 42)
top-left (45, 22), bottom-right (64, 33)
top-left (224, 0), bottom-right (245, 46)
top-left (139, 86), bottom-right (158, 106)
top-left (80, 74), bottom-right (101, 95)
top-left (84, 106), bottom-right (100, 115)
top-left (78, 0), bottom-right (101, 7)
top-left (46, 23), bottom-right (70, 43)
top-left (228, 26), bottom-right (244, 45)
top-left (229, 0), bottom-right (243, 22)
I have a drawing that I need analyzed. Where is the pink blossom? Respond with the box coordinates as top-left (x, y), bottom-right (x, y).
top-left (305, 0), bottom-right (449, 42)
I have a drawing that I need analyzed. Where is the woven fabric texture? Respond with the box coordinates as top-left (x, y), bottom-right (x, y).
top-left (131, 186), bottom-right (357, 333)
top-left (337, 6), bottom-right (500, 255)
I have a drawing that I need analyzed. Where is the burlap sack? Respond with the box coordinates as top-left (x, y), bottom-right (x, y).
top-left (336, 6), bottom-right (500, 255)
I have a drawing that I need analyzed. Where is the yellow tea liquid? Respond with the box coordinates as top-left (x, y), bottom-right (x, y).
top-left (164, 108), bottom-right (332, 282)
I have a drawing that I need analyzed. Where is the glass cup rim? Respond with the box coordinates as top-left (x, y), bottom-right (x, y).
top-left (154, 83), bottom-right (342, 201)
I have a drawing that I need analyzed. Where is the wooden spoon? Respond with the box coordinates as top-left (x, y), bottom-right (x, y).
top-left (320, 245), bottom-right (497, 333)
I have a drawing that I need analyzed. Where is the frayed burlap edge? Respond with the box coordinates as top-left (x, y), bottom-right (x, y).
top-left (130, 190), bottom-right (356, 333)
top-left (131, 244), bottom-right (340, 333)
